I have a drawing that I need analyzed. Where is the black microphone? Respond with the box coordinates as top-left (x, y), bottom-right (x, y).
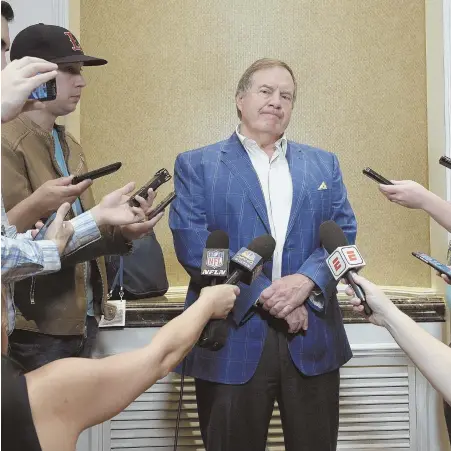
top-left (319, 220), bottom-right (373, 316)
top-left (197, 231), bottom-right (230, 351)
top-left (197, 234), bottom-right (276, 351)
top-left (200, 230), bottom-right (229, 284)
top-left (225, 234), bottom-right (276, 285)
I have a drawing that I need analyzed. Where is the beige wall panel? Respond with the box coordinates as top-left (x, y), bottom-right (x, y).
top-left (80, 0), bottom-right (429, 287)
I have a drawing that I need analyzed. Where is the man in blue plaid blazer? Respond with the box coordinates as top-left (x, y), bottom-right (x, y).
top-left (170, 58), bottom-right (357, 451)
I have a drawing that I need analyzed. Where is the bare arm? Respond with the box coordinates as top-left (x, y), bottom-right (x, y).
top-left (347, 274), bottom-right (451, 404)
top-left (420, 191), bottom-right (451, 233)
top-left (384, 307), bottom-right (451, 404)
top-left (379, 181), bottom-right (451, 233)
top-left (25, 285), bottom-right (239, 450)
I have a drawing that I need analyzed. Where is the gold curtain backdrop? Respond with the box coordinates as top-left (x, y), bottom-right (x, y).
top-left (79, 0), bottom-right (429, 287)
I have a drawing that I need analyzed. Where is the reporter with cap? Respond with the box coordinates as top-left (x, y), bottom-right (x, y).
top-left (0, 15), bottom-right (159, 355)
top-left (0, 27), bottom-right (160, 350)
top-left (2, 21), bottom-right (162, 370)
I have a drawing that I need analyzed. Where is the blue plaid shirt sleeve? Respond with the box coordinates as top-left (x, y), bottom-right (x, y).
top-left (1, 235), bottom-right (61, 283)
top-left (1, 211), bottom-right (100, 283)
top-left (63, 211), bottom-right (101, 257)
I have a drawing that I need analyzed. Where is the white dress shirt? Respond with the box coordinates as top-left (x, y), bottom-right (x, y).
top-left (236, 126), bottom-right (293, 281)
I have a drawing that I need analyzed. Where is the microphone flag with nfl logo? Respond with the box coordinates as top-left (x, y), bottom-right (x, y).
top-left (201, 248), bottom-right (229, 277)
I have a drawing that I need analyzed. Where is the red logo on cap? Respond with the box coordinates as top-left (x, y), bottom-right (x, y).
top-left (64, 31), bottom-right (82, 52)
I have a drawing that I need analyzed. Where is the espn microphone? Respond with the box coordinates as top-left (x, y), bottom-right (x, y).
top-left (198, 230), bottom-right (230, 351)
top-left (225, 234), bottom-right (276, 286)
top-left (319, 220), bottom-right (372, 316)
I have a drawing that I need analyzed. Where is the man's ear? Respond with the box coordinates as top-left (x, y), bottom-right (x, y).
top-left (236, 93), bottom-right (244, 114)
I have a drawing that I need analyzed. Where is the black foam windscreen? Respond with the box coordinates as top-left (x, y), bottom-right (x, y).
top-left (206, 230), bottom-right (229, 249)
top-left (247, 234), bottom-right (276, 262)
top-left (319, 220), bottom-right (348, 254)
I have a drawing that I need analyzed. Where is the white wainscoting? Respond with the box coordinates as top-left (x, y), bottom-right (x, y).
top-left (76, 322), bottom-right (450, 451)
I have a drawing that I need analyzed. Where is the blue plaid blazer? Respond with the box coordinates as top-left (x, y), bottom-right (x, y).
top-left (169, 133), bottom-right (356, 384)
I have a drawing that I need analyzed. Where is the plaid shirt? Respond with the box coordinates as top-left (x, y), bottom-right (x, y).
top-left (1, 198), bottom-right (100, 335)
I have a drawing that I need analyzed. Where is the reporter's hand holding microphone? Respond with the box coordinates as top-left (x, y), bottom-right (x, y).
top-left (199, 285), bottom-right (241, 319)
top-left (320, 219), bottom-right (446, 328)
top-left (198, 231), bottom-right (276, 350)
top-left (344, 272), bottom-right (451, 407)
top-left (344, 273), bottom-right (396, 327)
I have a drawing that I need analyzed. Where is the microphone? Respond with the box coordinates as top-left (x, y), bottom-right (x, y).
top-left (319, 220), bottom-right (372, 316)
top-left (200, 230), bottom-right (229, 284)
top-left (197, 234), bottom-right (276, 351)
top-left (225, 234), bottom-right (276, 285)
top-left (197, 230), bottom-right (230, 351)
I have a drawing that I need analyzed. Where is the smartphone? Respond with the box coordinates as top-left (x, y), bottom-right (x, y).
top-left (439, 156), bottom-right (451, 170)
top-left (412, 252), bottom-right (451, 278)
top-left (148, 192), bottom-right (177, 219)
top-left (33, 213), bottom-right (56, 241)
top-left (128, 168), bottom-right (172, 207)
top-left (28, 78), bottom-right (57, 102)
top-left (72, 162), bottom-right (122, 184)
top-left (362, 167), bottom-right (393, 185)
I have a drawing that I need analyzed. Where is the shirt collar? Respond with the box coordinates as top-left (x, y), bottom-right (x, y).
top-left (236, 125), bottom-right (288, 157)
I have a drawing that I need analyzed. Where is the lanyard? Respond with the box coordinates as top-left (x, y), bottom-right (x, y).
top-left (108, 257), bottom-right (124, 301)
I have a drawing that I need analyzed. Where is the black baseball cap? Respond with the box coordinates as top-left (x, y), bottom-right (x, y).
top-left (10, 23), bottom-right (107, 66)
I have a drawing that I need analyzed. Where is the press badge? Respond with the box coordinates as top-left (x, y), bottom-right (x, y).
top-left (99, 264), bottom-right (127, 328)
top-left (98, 298), bottom-right (126, 328)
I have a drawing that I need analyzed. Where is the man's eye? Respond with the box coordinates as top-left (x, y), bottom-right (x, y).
top-left (66, 67), bottom-right (82, 74)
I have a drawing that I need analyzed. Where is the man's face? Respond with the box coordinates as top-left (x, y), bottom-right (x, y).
top-left (236, 66), bottom-right (295, 137)
top-left (1, 16), bottom-right (11, 70)
top-left (45, 62), bottom-right (86, 116)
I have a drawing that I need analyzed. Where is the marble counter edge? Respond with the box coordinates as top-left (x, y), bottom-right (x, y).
top-left (120, 290), bottom-right (446, 327)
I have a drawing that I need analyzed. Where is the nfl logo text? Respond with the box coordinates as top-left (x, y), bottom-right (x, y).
top-left (206, 250), bottom-right (224, 269)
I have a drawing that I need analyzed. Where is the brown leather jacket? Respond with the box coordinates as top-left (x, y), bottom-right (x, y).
top-left (1, 115), bottom-right (131, 335)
